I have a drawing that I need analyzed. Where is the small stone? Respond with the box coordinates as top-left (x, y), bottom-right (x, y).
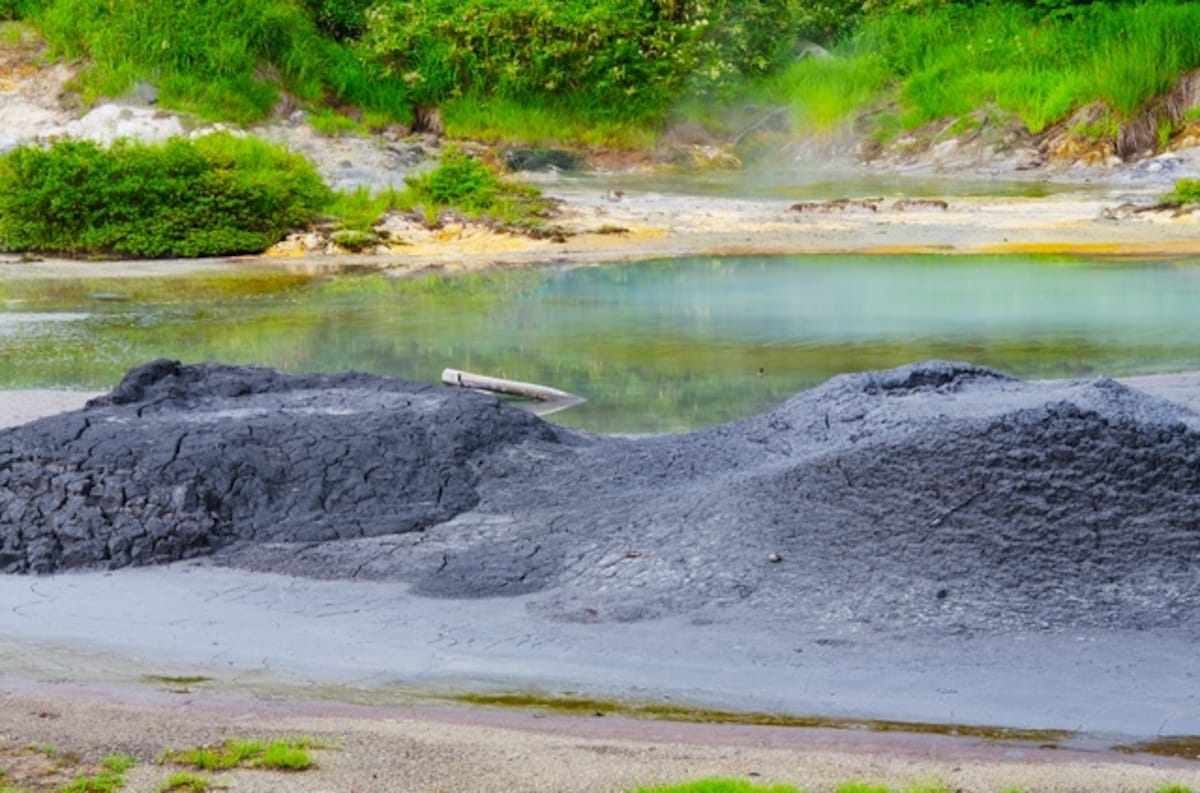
top-left (767, 552), bottom-right (782, 563)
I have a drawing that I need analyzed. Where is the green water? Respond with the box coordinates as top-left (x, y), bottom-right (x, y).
top-left (3, 254), bottom-right (1200, 433)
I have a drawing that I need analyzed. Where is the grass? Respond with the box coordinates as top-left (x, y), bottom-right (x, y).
top-left (770, 0), bottom-right (1200, 139)
top-left (162, 740), bottom-right (263, 772)
top-left (100, 756), bottom-right (136, 774)
top-left (441, 94), bottom-right (659, 149)
top-left (257, 742), bottom-right (311, 771)
top-left (325, 187), bottom-right (404, 233)
top-left (161, 738), bottom-right (316, 772)
top-left (28, 0), bottom-right (408, 126)
top-left (157, 772), bottom-right (214, 792)
top-left (750, 53), bottom-right (890, 133)
top-left (58, 773), bottom-right (126, 793)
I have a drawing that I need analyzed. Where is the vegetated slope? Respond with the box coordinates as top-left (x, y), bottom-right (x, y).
top-left (3, 359), bottom-right (1199, 636)
top-left (733, 1), bottom-right (1200, 164)
top-left (11, 0), bottom-right (1198, 155)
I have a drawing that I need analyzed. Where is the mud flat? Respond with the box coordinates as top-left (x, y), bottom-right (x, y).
top-left (1, 360), bottom-right (1198, 752)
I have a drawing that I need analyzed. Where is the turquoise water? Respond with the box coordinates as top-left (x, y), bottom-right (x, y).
top-left (3, 254), bottom-right (1200, 433)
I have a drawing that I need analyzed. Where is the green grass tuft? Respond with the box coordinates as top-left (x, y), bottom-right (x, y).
top-left (163, 740), bottom-right (261, 772)
top-left (100, 756), bottom-right (136, 774)
top-left (1156, 784), bottom-right (1195, 793)
top-left (257, 740), bottom-right (311, 771)
top-left (161, 737), bottom-right (317, 773)
top-left (157, 772), bottom-right (213, 792)
top-left (58, 772), bottom-right (126, 793)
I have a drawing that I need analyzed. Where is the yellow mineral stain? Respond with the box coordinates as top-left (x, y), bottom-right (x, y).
top-left (979, 240), bottom-right (1200, 256)
top-left (262, 246), bottom-right (312, 259)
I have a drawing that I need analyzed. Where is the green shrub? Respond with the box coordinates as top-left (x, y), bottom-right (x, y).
top-left (398, 147), bottom-right (551, 226)
top-left (301, 0), bottom-right (371, 40)
top-left (1161, 178), bottom-right (1200, 206)
top-left (360, 0), bottom-right (811, 122)
top-left (360, 0), bottom-right (692, 124)
top-left (0, 133), bottom-right (331, 258)
top-left (0, 0), bottom-right (44, 19)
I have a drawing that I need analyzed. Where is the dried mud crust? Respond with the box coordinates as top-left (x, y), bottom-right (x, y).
top-left (2, 359), bottom-right (1199, 635)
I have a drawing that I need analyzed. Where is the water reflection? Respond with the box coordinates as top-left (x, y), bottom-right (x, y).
top-left (2, 254), bottom-right (1199, 433)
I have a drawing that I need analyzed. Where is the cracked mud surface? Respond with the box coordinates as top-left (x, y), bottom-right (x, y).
top-left (4, 358), bottom-right (1199, 638)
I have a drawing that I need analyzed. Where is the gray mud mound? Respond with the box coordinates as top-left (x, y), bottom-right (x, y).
top-left (0, 359), bottom-right (562, 574)
top-left (3, 359), bottom-right (1199, 633)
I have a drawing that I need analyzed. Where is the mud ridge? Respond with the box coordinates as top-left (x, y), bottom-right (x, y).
top-left (2, 359), bottom-right (1199, 634)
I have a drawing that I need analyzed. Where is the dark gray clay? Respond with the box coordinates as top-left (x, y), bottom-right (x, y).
top-left (3, 358), bottom-right (1198, 633)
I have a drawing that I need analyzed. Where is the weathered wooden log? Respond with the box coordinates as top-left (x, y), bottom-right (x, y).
top-left (441, 368), bottom-right (585, 416)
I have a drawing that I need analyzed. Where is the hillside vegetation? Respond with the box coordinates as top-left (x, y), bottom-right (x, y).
top-left (3, 0), bottom-right (1199, 152)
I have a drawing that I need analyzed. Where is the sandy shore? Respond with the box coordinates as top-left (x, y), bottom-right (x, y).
top-left (2, 378), bottom-right (1200, 792)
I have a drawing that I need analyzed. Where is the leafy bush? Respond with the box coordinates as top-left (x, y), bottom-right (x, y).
top-left (0, 0), bottom-right (44, 19)
top-left (398, 147), bottom-right (551, 225)
top-left (361, 0), bottom-right (813, 121)
top-left (302, 0), bottom-right (371, 40)
top-left (0, 133), bottom-right (331, 258)
top-left (1161, 178), bottom-right (1200, 206)
top-left (361, 0), bottom-right (694, 123)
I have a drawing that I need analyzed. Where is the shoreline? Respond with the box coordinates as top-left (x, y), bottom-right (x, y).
top-left (3, 678), bottom-right (1200, 793)
top-left (1, 189), bottom-right (1199, 282)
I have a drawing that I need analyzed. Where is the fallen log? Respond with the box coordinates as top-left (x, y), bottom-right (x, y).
top-left (441, 368), bottom-right (585, 416)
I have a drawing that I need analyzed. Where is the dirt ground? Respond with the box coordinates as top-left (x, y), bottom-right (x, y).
top-left (3, 682), bottom-right (1200, 793)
